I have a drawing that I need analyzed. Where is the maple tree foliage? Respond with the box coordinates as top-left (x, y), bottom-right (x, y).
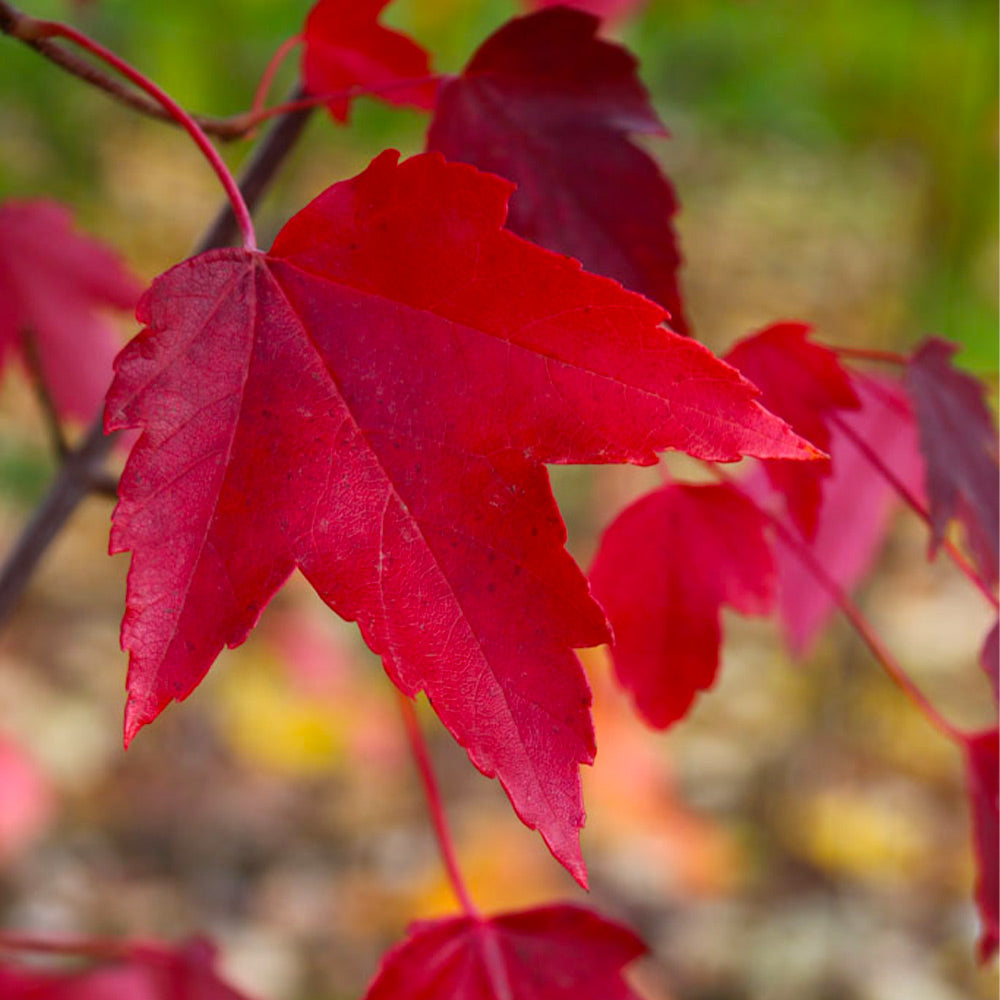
top-left (362, 903), bottom-right (646, 1000)
top-left (906, 337), bottom-right (999, 586)
top-left (0, 937), bottom-right (256, 999)
top-left (0, 199), bottom-right (140, 422)
top-left (301, 0), bottom-right (436, 122)
top-left (590, 481), bottom-right (775, 727)
top-left (106, 148), bottom-right (811, 883)
top-left (0, 0), bottom-right (996, 991)
top-left (427, 8), bottom-right (690, 335)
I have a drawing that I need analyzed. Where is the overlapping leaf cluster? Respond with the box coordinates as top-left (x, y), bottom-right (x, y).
top-left (0, 0), bottom-right (995, 995)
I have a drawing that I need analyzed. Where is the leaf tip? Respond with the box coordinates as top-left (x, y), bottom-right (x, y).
top-left (122, 697), bottom-right (149, 749)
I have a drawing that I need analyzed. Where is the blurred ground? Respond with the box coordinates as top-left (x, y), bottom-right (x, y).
top-left (0, 1), bottom-right (997, 998)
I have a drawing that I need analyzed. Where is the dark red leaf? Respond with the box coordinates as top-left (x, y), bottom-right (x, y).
top-left (982, 623), bottom-right (999, 710)
top-left (725, 322), bottom-right (860, 539)
top-left (0, 937), bottom-right (255, 1000)
top-left (906, 338), bottom-right (999, 585)
top-left (427, 8), bottom-right (690, 335)
top-left (363, 903), bottom-right (646, 999)
top-left (302, 0), bottom-right (436, 122)
top-left (590, 482), bottom-right (774, 728)
top-left (763, 375), bottom-right (926, 655)
top-left (962, 728), bottom-right (999, 961)
top-left (0, 199), bottom-right (141, 421)
top-left (107, 150), bottom-right (813, 882)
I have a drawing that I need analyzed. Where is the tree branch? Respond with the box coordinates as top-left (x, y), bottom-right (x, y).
top-left (0, 0), bottom-right (247, 138)
top-left (0, 92), bottom-right (315, 627)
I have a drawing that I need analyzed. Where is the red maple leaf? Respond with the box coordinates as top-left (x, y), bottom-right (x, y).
top-left (963, 728), bottom-right (999, 961)
top-left (301, 0), bottom-right (436, 122)
top-left (905, 337), bottom-right (999, 586)
top-left (427, 8), bottom-right (690, 335)
top-left (0, 937), bottom-right (255, 1000)
top-left (725, 322), bottom-right (860, 539)
top-left (590, 482), bottom-right (775, 728)
top-left (0, 199), bottom-right (141, 422)
top-left (106, 150), bottom-right (813, 882)
top-left (761, 374), bottom-right (926, 655)
top-left (363, 903), bottom-right (646, 999)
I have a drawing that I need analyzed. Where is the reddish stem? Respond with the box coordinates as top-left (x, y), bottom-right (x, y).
top-left (249, 34), bottom-right (303, 128)
top-left (710, 464), bottom-right (965, 743)
top-left (830, 413), bottom-right (998, 609)
top-left (397, 692), bottom-right (479, 918)
top-left (246, 73), bottom-right (446, 128)
top-left (26, 17), bottom-right (256, 250)
top-left (834, 345), bottom-right (909, 365)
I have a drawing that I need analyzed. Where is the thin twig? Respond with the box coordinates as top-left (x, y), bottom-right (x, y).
top-left (198, 83), bottom-right (312, 250)
top-left (21, 329), bottom-right (70, 459)
top-left (0, 0), bottom-right (245, 138)
top-left (31, 16), bottom-right (257, 248)
top-left (2, 2), bottom-right (443, 141)
top-left (830, 412), bottom-right (999, 609)
top-left (710, 463), bottom-right (966, 744)
top-left (0, 93), bottom-right (315, 627)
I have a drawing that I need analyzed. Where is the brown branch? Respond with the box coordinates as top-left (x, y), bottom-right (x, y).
top-left (0, 0), bottom-right (250, 139)
top-left (0, 90), bottom-right (315, 627)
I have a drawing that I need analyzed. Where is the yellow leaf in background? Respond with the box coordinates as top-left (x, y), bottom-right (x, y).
top-left (787, 787), bottom-right (931, 883)
top-left (216, 654), bottom-right (349, 774)
top-left (215, 606), bottom-right (406, 776)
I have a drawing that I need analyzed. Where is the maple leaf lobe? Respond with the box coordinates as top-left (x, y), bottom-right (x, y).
top-left (591, 482), bottom-right (774, 728)
top-left (302, 0), bottom-right (436, 122)
top-left (364, 904), bottom-right (647, 1000)
top-left (427, 7), bottom-right (692, 334)
top-left (906, 337), bottom-right (999, 585)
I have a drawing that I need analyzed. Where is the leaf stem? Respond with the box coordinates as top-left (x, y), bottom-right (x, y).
top-left (249, 34), bottom-right (303, 129)
top-left (830, 412), bottom-right (998, 609)
top-left (197, 83), bottom-right (313, 250)
top-left (243, 74), bottom-right (447, 129)
top-left (397, 692), bottom-right (479, 918)
top-left (23, 16), bottom-right (256, 249)
top-left (0, 0), bottom-right (242, 136)
top-left (1, 6), bottom-right (444, 141)
top-left (711, 464), bottom-right (966, 744)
